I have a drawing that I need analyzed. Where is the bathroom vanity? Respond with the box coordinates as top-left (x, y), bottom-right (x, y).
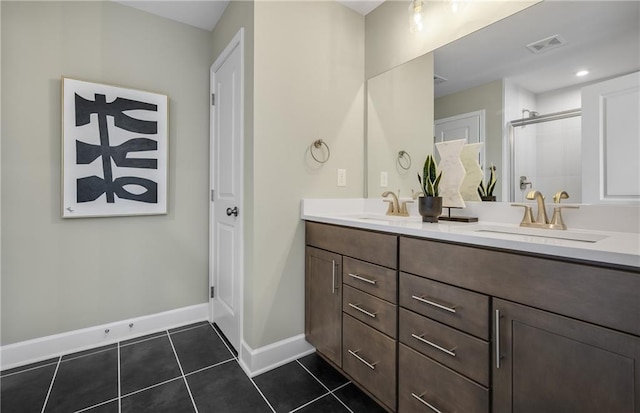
top-left (303, 201), bottom-right (640, 413)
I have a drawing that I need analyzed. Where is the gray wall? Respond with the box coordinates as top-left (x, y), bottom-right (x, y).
top-left (365, 0), bottom-right (537, 79)
top-left (1, 1), bottom-right (213, 345)
top-left (249, 1), bottom-right (364, 349)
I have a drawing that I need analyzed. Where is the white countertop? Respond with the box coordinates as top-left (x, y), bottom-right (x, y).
top-left (301, 199), bottom-right (640, 269)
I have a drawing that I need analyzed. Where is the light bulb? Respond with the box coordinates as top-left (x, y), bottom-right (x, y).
top-left (409, 0), bottom-right (425, 33)
top-left (444, 0), bottom-right (468, 13)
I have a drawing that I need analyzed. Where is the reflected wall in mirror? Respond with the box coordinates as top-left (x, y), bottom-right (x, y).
top-left (366, 1), bottom-right (640, 204)
top-left (367, 52), bottom-right (433, 198)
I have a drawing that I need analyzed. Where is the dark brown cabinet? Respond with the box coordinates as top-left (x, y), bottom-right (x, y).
top-left (305, 222), bottom-right (398, 412)
top-left (493, 298), bottom-right (640, 413)
top-left (306, 221), bottom-right (640, 413)
top-left (305, 246), bottom-right (342, 367)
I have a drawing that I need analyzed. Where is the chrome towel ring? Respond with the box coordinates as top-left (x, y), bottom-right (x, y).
top-left (398, 150), bottom-right (412, 170)
top-left (310, 139), bottom-right (330, 163)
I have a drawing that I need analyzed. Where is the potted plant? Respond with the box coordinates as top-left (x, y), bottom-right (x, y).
top-left (478, 164), bottom-right (497, 201)
top-left (416, 154), bottom-right (443, 222)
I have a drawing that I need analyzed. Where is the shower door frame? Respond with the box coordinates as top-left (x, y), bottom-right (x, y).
top-left (507, 108), bottom-right (581, 201)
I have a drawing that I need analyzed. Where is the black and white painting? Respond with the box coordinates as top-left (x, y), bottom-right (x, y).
top-left (62, 78), bottom-right (168, 218)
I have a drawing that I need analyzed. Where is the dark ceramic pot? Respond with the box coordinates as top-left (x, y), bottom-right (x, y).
top-left (418, 196), bottom-right (443, 223)
top-left (481, 195), bottom-right (497, 202)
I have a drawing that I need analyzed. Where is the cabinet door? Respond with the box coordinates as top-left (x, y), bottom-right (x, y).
top-left (493, 298), bottom-right (640, 413)
top-left (305, 247), bottom-right (342, 367)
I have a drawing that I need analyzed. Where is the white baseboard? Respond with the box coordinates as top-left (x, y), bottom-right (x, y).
top-left (1, 303), bottom-right (209, 371)
top-left (238, 334), bottom-right (315, 377)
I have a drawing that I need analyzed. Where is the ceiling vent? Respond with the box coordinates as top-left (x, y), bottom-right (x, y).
top-left (434, 74), bottom-right (448, 84)
top-left (526, 35), bottom-right (567, 54)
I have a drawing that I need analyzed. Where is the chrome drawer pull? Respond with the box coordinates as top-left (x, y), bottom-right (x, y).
top-left (348, 272), bottom-right (377, 285)
top-left (411, 333), bottom-right (457, 357)
top-left (348, 349), bottom-right (377, 370)
top-left (411, 295), bottom-right (457, 313)
top-left (411, 392), bottom-right (444, 413)
top-left (348, 303), bottom-right (378, 318)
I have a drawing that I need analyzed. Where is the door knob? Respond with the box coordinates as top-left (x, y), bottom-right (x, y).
top-left (226, 206), bottom-right (239, 217)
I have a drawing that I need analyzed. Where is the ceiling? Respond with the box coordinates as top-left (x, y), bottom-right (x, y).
top-left (114, 0), bottom-right (385, 32)
top-left (433, 1), bottom-right (640, 97)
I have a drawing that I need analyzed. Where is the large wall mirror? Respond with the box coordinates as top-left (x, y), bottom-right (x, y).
top-left (366, 1), bottom-right (640, 204)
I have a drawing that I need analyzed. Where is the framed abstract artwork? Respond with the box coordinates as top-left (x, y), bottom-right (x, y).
top-left (62, 78), bottom-right (168, 218)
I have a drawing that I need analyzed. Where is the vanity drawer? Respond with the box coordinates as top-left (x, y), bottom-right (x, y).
top-left (343, 257), bottom-right (397, 303)
top-left (343, 314), bottom-right (396, 410)
top-left (398, 344), bottom-right (489, 413)
top-left (399, 272), bottom-right (489, 340)
top-left (306, 222), bottom-right (397, 268)
top-left (399, 308), bottom-right (489, 386)
top-left (343, 285), bottom-right (397, 338)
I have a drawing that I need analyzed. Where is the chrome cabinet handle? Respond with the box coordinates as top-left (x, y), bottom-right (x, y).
top-left (332, 260), bottom-right (336, 294)
top-left (411, 333), bottom-right (456, 357)
top-left (348, 303), bottom-right (377, 318)
top-left (411, 295), bottom-right (457, 313)
top-left (495, 309), bottom-right (502, 369)
top-left (411, 393), bottom-right (444, 413)
top-left (348, 349), bottom-right (377, 370)
top-left (348, 273), bottom-right (377, 285)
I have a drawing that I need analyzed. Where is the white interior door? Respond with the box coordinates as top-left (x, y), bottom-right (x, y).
top-left (210, 29), bottom-right (244, 352)
top-left (434, 110), bottom-right (485, 166)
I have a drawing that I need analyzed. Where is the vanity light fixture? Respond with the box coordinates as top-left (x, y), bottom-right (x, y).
top-left (576, 70), bottom-right (589, 77)
top-left (409, 0), bottom-right (425, 33)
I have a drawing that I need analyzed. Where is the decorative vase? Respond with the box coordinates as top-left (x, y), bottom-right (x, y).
top-left (481, 195), bottom-right (496, 202)
top-left (418, 196), bottom-right (443, 223)
top-left (435, 139), bottom-right (466, 208)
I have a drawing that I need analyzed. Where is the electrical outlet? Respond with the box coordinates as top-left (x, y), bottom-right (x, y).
top-left (380, 171), bottom-right (388, 187)
top-left (337, 169), bottom-right (347, 187)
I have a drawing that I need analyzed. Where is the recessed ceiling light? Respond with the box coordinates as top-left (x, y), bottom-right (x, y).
top-left (576, 70), bottom-right (589, 77)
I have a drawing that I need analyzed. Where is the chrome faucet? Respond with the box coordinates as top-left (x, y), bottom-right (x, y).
top-left (382, 190), bottom-right (411, 217)
top-left (511, 190), bottom-right (578, 230)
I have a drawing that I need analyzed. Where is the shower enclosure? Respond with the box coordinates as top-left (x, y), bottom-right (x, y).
top-left (509, 109), bottom-right (582, 202)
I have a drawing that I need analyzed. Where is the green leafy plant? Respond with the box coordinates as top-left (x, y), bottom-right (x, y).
top-left (478, 164), bottom-right (497, 197)
top-left (417, 154), bottom-right (442, 197)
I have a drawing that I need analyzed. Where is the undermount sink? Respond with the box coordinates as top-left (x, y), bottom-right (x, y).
top-left (463, 225), bottom-right (608, 243)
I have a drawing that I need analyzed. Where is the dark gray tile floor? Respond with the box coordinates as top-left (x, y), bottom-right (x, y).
top-left (0, 322), bottom-right (386, 413)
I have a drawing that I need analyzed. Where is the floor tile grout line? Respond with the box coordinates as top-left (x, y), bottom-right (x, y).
top-left (117, 342), bottom-right (122, 413)
top-left (295, 359), bottom-right (355, 413)
top-left (119, 331), bottom-right (169, 348)
top-left (183, 357), bottom-right (236, 377)
top-left (73, 397), bottom-right (119, 413)
top-left (121, 375), bottom-right (183, 399)
top-left (1, 361), bottom-right (60, 378)
top-left (207, 322), bottom-right (238, 360)
top-left (39, 356), bottom-right (61, 413)
top-left (295, 360), bottom-right (333, 392)
top-left (249, 375), bottom-right (277, 413)
top-left (328, 385), bottom-right (355, 413)
top-left (287, 391), bottom-right (332, 413)
top-left (166, 330), bottom-right (200, 413)
top-left (168, 322), bottom-right (210, 336)
top-left (60, 346), bottom-right (117, 364)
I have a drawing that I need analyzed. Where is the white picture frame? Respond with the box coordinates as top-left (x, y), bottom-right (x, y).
top-left (62, 78), bottom-right (168, 218)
